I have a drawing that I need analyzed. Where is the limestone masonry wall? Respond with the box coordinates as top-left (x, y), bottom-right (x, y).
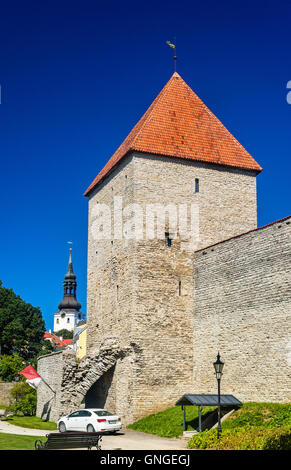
top-left (0, 382), bottom-right (17, 406)
top-left (36, 151), bottom-right (290, 424)
top-left (86, 153), bottom-right (259, 422)
top-left (37, 351), bottom-right (64, 422)
top-left (193, 216), bottom-right (291, 403)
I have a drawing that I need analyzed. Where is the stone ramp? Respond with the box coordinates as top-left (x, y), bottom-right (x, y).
top-left (183, 407), bottom-right (236, 438)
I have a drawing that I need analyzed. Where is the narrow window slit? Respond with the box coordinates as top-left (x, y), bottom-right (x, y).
top-left (165, 232), bottom-right (172, 247)
top-left (195, 178), bottom-right (199, 193)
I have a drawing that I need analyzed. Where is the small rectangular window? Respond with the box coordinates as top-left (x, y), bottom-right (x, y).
top-left (195, 178), bottom-right (199, 193)
top-left (179, 280), bottom-right (182, 296)
top-left (165, 232), bottom-right (172, 247)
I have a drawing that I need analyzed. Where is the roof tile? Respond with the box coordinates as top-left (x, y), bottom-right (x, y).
top-left (84, 72), bottom-right (262, 196)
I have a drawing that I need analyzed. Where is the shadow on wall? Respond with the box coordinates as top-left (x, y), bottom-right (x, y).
top-left (40, 396), bottom-right (55, 421)
top-left (84, 365), bottom-right (115, 409)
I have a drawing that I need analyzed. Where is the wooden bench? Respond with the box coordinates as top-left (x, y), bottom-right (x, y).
top-left (35, 432), bottom-right (104, 450)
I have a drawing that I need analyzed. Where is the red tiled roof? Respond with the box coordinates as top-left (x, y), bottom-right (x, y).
top-left (44, 332), bottom-right (59, 341)
top-left (63, 339), bottom-right (72, 345)
top-left (44, 332), bottom-right (71, 347)
top-left (84, 72), bottom-right (262, 196)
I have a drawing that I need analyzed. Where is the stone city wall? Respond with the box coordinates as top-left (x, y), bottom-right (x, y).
top-left (36, 351), bottom-right (64, 422)
top-left (193, 216), bottom-right (291, 403)
top-left (0, 382), bottom-right (17, 406)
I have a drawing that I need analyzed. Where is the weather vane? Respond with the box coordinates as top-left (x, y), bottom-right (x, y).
top-left (166, 38), bottom-right (177, 72)
top-left (67, 240), bottom-right (73, 252)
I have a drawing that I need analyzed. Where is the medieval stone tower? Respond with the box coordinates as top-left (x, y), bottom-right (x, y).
top-left (37, 71), bottom-right (290, 424)
top-left (83, 72), bottom-right (262, 422)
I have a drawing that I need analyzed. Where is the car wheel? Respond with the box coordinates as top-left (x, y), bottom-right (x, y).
top-left (59, 421), bottom-right (66, 433)
top-left (87, 424), bottom-right (95, 432)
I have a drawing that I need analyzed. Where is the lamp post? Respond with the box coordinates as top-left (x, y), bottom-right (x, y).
top-left (213, 352), bottom-right (224, 439)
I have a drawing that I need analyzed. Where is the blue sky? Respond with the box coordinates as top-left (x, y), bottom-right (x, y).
top-left (0, 0), bottom-right (290, 330)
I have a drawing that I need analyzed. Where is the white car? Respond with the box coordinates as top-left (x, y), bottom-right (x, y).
top-left (57, 408), bottom-right (122, 433)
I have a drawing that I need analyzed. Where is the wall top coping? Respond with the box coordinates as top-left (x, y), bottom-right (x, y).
top-left (37, 350), bottom-right (63, 362)
top-left (195, 215), bottom-right (291, 255)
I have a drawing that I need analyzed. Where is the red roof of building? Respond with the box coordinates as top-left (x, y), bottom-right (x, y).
top-left (44, 332), bottom-right (59, 341)
top-left (84, 72), bottom-right (262, 196)
top-left (44, 332), bottom-right (71, 348)
top-left (63, 339), bottom-right (72, 345)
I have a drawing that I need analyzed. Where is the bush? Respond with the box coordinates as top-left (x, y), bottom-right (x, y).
top-left (187, 425), bottom-right (291, 450)
top-left (264, 427), bottom-right (291, 450)
top-left (8, 382), bottom-right (36, 416)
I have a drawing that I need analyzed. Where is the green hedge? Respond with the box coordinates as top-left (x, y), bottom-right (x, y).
top-left (187, 425), bottom-right (291, 450)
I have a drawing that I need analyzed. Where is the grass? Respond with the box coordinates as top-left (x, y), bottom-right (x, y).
top-left (127, 404), bottom-right (216, 438)
top-left (3, 415), bottom-right (57, 430)
top-left (217, 402), bottom-right (291, 430)
top-left (186, 402), bottom-right (291, 450)
top-left (0, 415), bottom-right (56, 450)
top-left (127, 402), bottom-right (291, 440)
top-left (0, 432), bottom-right (46, 450)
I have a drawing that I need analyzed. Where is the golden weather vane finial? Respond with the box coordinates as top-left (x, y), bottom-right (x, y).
top-left (166, 38), bottom-right (177, 72)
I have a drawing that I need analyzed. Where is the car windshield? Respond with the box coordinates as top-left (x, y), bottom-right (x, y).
top-left (93, 410), bottom-right (114, 417)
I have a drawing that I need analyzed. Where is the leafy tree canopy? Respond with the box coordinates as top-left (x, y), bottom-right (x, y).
top-left (0, 354), bottom-right (25, 382)
top-left (0, 280), bottom-right (46, 361)
top-left (53, 329), bottom-right (73, 339)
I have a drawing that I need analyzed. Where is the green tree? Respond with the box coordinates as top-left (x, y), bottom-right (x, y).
top-left (53, 329), bottom-right (73, 339)
top-left (0, 354), bottom-right (26, 382)
top-left (9, 381), bottom-right (37, 416)
top-left (36, 339), bottom-right (54, 361)
top-left (0, 280), bottom-right (45, 361)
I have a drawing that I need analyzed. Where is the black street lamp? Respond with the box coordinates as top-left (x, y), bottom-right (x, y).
top-left (213, 352), bottom-right (224, 439)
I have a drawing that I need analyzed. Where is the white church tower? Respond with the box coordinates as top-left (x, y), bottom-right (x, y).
top-left (53, 248), bottom-right (85, 332)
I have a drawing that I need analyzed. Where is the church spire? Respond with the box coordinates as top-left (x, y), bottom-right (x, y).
top-left (58, 248), bottom-right (81, 312)
top-left (65, 248), bottom-right (75, 279)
